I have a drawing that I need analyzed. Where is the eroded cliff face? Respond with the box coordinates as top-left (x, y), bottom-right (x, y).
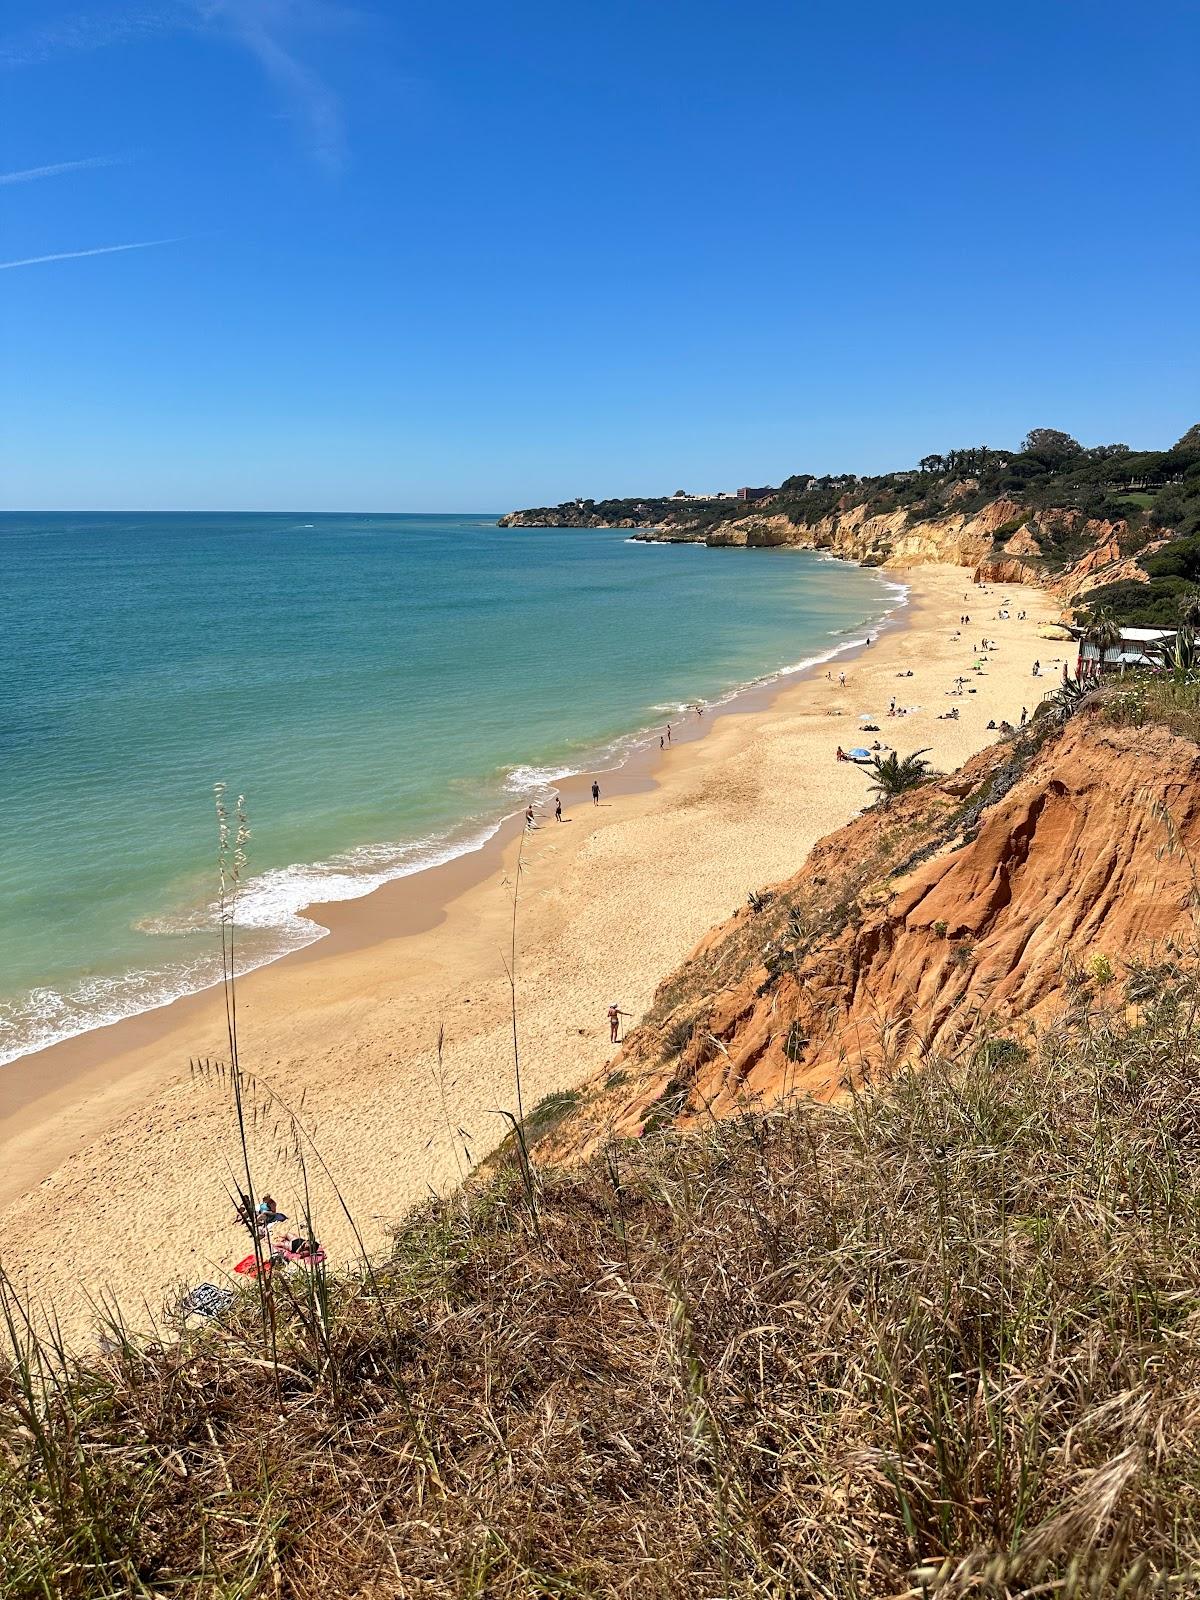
top-left (547, 717), bottom-right (1200, 1160)
top-left (634, 498), bottom-right (1135, 604)
top-left (647, 498), bottom-right (1021, 567)
top-left (502, 491), bottom-right (1148, 614)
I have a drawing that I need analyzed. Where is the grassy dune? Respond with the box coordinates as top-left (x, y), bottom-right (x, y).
top-left (5, 944), bottom-right (1200, 1597)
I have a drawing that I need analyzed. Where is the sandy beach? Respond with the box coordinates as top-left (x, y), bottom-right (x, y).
top-left (0, 565), bottom-right (1060, 1344)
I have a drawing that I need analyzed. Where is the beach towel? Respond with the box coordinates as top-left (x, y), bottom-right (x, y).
top-left (180, 1282), bottom-right (235, 1318)
top-left (281, 1246), bottom-right (327, 1267)
top-left (234, 1253), bottom-right (273, 1278)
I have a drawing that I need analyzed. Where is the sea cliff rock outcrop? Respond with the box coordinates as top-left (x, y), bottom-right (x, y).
top-left (638, 501), bottom-right (1008, 568)
top-left (500, 491), bottom-right (1149, 617)
top-left (547, 715), bottom-right (1200, 1159)
top-left (630, 499), bottom-right (1133, 604)
top-left (499, 509), bottom-right (649, 529)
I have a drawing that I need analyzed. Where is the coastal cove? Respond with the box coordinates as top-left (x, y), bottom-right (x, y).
top-left (0, 513), bottom-right (896, 1067)
top-left (0, 565), bottom-right (1053, 1342)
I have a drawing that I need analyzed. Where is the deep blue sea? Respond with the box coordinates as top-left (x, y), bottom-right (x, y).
top-left (0, 512), bottom-right (902, 1063)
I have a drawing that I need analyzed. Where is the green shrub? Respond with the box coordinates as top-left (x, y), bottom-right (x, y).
top-left (1089, 952), bottom-right (1115, 985)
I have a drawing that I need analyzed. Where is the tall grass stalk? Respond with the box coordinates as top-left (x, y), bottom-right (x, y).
top-left (501, 821), bottom-right (540, 1221)
top-left (213, 785), bottom-right (280, 1394)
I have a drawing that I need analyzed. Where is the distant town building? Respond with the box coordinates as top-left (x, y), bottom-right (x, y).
top-left (737, 486), bottom-right (773, 503)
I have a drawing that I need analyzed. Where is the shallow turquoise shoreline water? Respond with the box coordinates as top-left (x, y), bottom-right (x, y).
top-left (0, 513), bottom-right (902, 1064)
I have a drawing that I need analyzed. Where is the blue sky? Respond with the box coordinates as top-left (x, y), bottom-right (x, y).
top-left (2, 1), bottom-right (1198, 511)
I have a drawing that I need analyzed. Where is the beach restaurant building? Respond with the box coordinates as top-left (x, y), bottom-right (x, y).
top-left (1074, 625), bottom-right (1175, 676)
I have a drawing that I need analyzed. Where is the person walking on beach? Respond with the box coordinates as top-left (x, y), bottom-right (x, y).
top-left (838, 671), bottom-right (846, 688)
top-left (666, 723), bottom-right (672, 743)
top-left (591, 780), bottom-right (600, 805)
top-left (608, 1002), bottom-right (630, 1044)
top-left (525, 804), bottom-right (535, 829)
top-left (554, 795), bottom-right (562, 822)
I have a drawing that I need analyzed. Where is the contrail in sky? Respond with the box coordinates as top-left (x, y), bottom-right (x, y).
top-left (0, 238), bottom-right (178, 270)
top-left (0, 155), bottom-right (124, 185)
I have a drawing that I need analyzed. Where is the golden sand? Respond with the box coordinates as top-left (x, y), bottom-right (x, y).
top-left (0, 566), bottom-right (1061, 1342)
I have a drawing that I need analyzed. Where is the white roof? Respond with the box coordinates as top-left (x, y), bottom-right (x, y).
top-left (1075, 626), bottom-right (1174, 644)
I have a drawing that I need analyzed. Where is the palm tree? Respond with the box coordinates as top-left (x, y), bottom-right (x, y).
top-left (1078, 604), bottom-right (1122, 680)
top-left (865, 748), bottom-right (934, 803)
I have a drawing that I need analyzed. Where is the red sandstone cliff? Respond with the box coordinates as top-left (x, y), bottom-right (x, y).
top-left (547, 715), bottom-right (1200, 1158)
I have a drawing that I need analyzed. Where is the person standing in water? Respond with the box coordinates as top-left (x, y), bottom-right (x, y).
top-left (666, 723), bottom-right (672, 743)
top-left (591, 780), bottom-right (600, 805)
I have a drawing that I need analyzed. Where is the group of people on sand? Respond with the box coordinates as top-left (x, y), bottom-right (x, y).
top-left (233, 1191), bottom-right (325, 1273)
top-left (525, 703), bottom-right (713, 831)
top-left (526, 779), bottom-right (602, 830)
top-left (831, 590), bottom-right (1051, 765)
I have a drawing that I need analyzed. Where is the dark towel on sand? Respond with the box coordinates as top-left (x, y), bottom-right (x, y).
top-left (180, 1283), bottom-right (234, 1318)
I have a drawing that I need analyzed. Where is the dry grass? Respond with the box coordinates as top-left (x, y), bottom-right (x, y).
top-left (1104, 675), bottom-right (1200, 745)
top-left (5, 954), bottom-right (1200, 1596)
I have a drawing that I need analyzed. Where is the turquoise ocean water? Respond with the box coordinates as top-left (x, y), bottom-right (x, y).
top-left (0, 513), bottom-right (902, 1065)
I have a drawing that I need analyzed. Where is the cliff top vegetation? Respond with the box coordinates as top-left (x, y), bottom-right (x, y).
top-left (506, 425), bottom-right (1200, 627)
top-left (5, 921), bottom-right (1200, 1596)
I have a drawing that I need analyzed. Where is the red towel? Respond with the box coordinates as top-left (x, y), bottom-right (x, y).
top-left (234, 1253), bottom-right (272, 1277)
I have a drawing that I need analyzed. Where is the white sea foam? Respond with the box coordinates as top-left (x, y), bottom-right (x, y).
top-left (0, 958), bottom-right (225, 1069)
top-left (0, 819), bottom-right (505, 1068)
top-left (503, 762), bottom-right (578, 795)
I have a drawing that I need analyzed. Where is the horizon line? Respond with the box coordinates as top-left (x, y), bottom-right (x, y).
top-left (0, 507), bottom-right (509, 517)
